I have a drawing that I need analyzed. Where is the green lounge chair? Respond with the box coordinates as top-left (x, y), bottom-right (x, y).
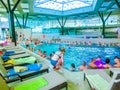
top-left (0, 71), bottom-right (67, 90)
top-left (0, 56), bottom-right (31, 69)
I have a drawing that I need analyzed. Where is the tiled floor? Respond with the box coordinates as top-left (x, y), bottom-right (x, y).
top-left (57, 68), bottom-right (91, 90)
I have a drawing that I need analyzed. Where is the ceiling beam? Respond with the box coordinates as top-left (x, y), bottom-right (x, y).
top-left (0, 0), bottom-right (8, 12)
top-left (114, 0), bottom-right (120, 9)
top-left (12, 0), bottom-right (21, 11)
top-left (12, 0), bottom-right (23, 13)
top-left (7, 0), bottom-right (11, 11)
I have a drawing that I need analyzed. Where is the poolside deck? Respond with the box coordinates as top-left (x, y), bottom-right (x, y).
top-left (56, 68), bottom-right (112, 90)
top-left (1, 44), bottom-right (118, 90)
top-left (55, 68), bottom-right (90, 90)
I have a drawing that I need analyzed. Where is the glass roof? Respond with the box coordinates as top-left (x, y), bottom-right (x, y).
top-left (34, 0), bottom-right (94, 11)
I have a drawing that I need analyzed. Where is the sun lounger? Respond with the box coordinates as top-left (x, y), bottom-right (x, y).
top-left (0, 62), bottom-right (49, 82)
top-left (6, 48), bottom-right (23, 52)
top-left (0, 56), bottom-right (32, 69)
top-left (2, 53), bottom-right (30, 60)
top-left (3, 50), bottom-right (25, 56)
top-left (0, 71), bottom-right (67, 90)
top-left (84, 69), bottom-right (120, 90)
top-left (4, 46), bottom-right (20, 50)
top-left (7, 63), bottom-right (43, 76)
top-left (109, 68), bottom-right (120, 78)
top-left (0, 63), bottom-right (21, 83)
top-left (4, 56), bottom-right (37, 65)
top-left (2, 46), bottom-right (21, 51)
top-left (9, 53), bottom-right (30, 59)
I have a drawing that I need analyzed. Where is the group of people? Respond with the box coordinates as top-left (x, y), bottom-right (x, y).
top-left (70, 56), bottom-right (120, 71)
top-left (37, 44), bottom-right (65, 70)
top-left (36, 44), bottom-right (120, 71)
top-left (15, 32), bottom-right (26, 43)
top-left (16, 32), bottom-right (120, 71)
top-left (89, 56), bottom-right (120, 69)
top-left (46, 39), bottom-right (120, 47)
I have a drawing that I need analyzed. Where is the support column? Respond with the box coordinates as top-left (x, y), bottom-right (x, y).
top-left (1, 0), bottom-right (21, 46)
top-left (8, 11), bottom-right (16, 43)
top-left (61, 16), bottom-right (64, 35)
top-left (98, 11), bottom-right (112, 38)
top-left (75, 28), bottom-right (77, 35)
top-left (102, 21), bottom-right (105, 36)
top-left (57, 17), bottom-right (67, 35)
top-left (23, 14), bottom-right (25, 28)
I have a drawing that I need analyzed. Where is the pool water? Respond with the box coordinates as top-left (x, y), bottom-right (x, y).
top-left (34, 43), bottom-right (120, 70)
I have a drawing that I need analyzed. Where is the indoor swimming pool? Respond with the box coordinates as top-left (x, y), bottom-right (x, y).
top-left (34, 43), bottom-right (120, 70)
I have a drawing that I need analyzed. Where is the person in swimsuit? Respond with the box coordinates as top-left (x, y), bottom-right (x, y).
top-left (88, 58), bottom-right (97, 69)
top-left (50, 48), bottom-right (65, 70)
top-left (114, 56), bottom-right (120, 68)
top-left (78, 61), bottom-right (88, 71)
top-left (103, 58), bottom-right (112, 69)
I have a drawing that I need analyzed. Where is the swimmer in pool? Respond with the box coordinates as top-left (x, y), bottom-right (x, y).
top-left (114, 56), bottom-right (120, 68)
top-left (103, 58), bottom-right (112, 69)
top-left (88, 58), bottom-right (97, 69)
top-left (78, 61), bottom-right (88, 71)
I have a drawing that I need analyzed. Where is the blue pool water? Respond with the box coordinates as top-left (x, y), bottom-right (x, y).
top-left (34, 43), bottom-right (120, 70)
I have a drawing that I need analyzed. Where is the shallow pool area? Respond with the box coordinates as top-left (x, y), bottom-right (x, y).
top-left (34, 43), bottom-right (120, 70)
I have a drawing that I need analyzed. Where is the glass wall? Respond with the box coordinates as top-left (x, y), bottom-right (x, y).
top-left (21, 14), bottom-right (119, 37)
top-left (0, 14), bottom-right (119, 38)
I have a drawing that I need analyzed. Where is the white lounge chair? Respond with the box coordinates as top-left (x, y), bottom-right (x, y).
top-left (4, 46), bottom-right (19, 50)
top-left (9, 53), bottom-right (30, 59)
top-left (84, 69), bottom-right (120, 90)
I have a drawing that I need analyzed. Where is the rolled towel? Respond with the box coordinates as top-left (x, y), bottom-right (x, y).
top-left (14, 66), bottom-right (28, 72)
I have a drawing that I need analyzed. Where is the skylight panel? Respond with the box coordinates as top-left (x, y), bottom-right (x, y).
top-left (40, 1), bottom-right (62, 11)
top-left (71, 1), bottom-right (89, 8)
top-left (34, 0), bottom-right (94, 11)
top-left (63, 4), bottom-right (72, 11)
top-left (65, 3), bottom-right (74, 9)
top-left (36, 0), bottom-right (45, 3)
top-left (56, 0), bottom-right (70, 3)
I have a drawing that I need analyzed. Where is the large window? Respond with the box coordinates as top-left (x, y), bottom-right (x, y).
top-left (32, 26), bottom-right (43, 33)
